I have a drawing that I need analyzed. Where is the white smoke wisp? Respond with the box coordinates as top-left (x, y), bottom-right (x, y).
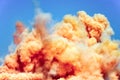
top-left (0, 58), bottom-right (3, 65)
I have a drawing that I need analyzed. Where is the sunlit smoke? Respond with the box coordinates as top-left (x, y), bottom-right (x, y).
top-left (0, 9), bottom-right (120, 80)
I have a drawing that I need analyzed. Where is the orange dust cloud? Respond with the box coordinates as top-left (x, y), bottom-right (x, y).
top-left (0, 11), bottom-right (120, 80)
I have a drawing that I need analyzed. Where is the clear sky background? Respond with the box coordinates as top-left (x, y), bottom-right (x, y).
top-left (0, 0), bottom-right (120, 58)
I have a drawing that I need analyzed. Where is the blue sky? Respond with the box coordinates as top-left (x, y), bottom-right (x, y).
top-left (0, 0), bottom-right (120, 57)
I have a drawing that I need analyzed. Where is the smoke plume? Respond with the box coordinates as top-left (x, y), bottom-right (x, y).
top-left (0, 10), bottom-right (120, 80)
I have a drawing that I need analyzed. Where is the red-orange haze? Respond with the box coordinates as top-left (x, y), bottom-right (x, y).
top-left (0, 11), bottom-right (120, 80)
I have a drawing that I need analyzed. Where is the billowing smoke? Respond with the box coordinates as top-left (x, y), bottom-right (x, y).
top-left (0, 10), bottom-right (120, 80)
